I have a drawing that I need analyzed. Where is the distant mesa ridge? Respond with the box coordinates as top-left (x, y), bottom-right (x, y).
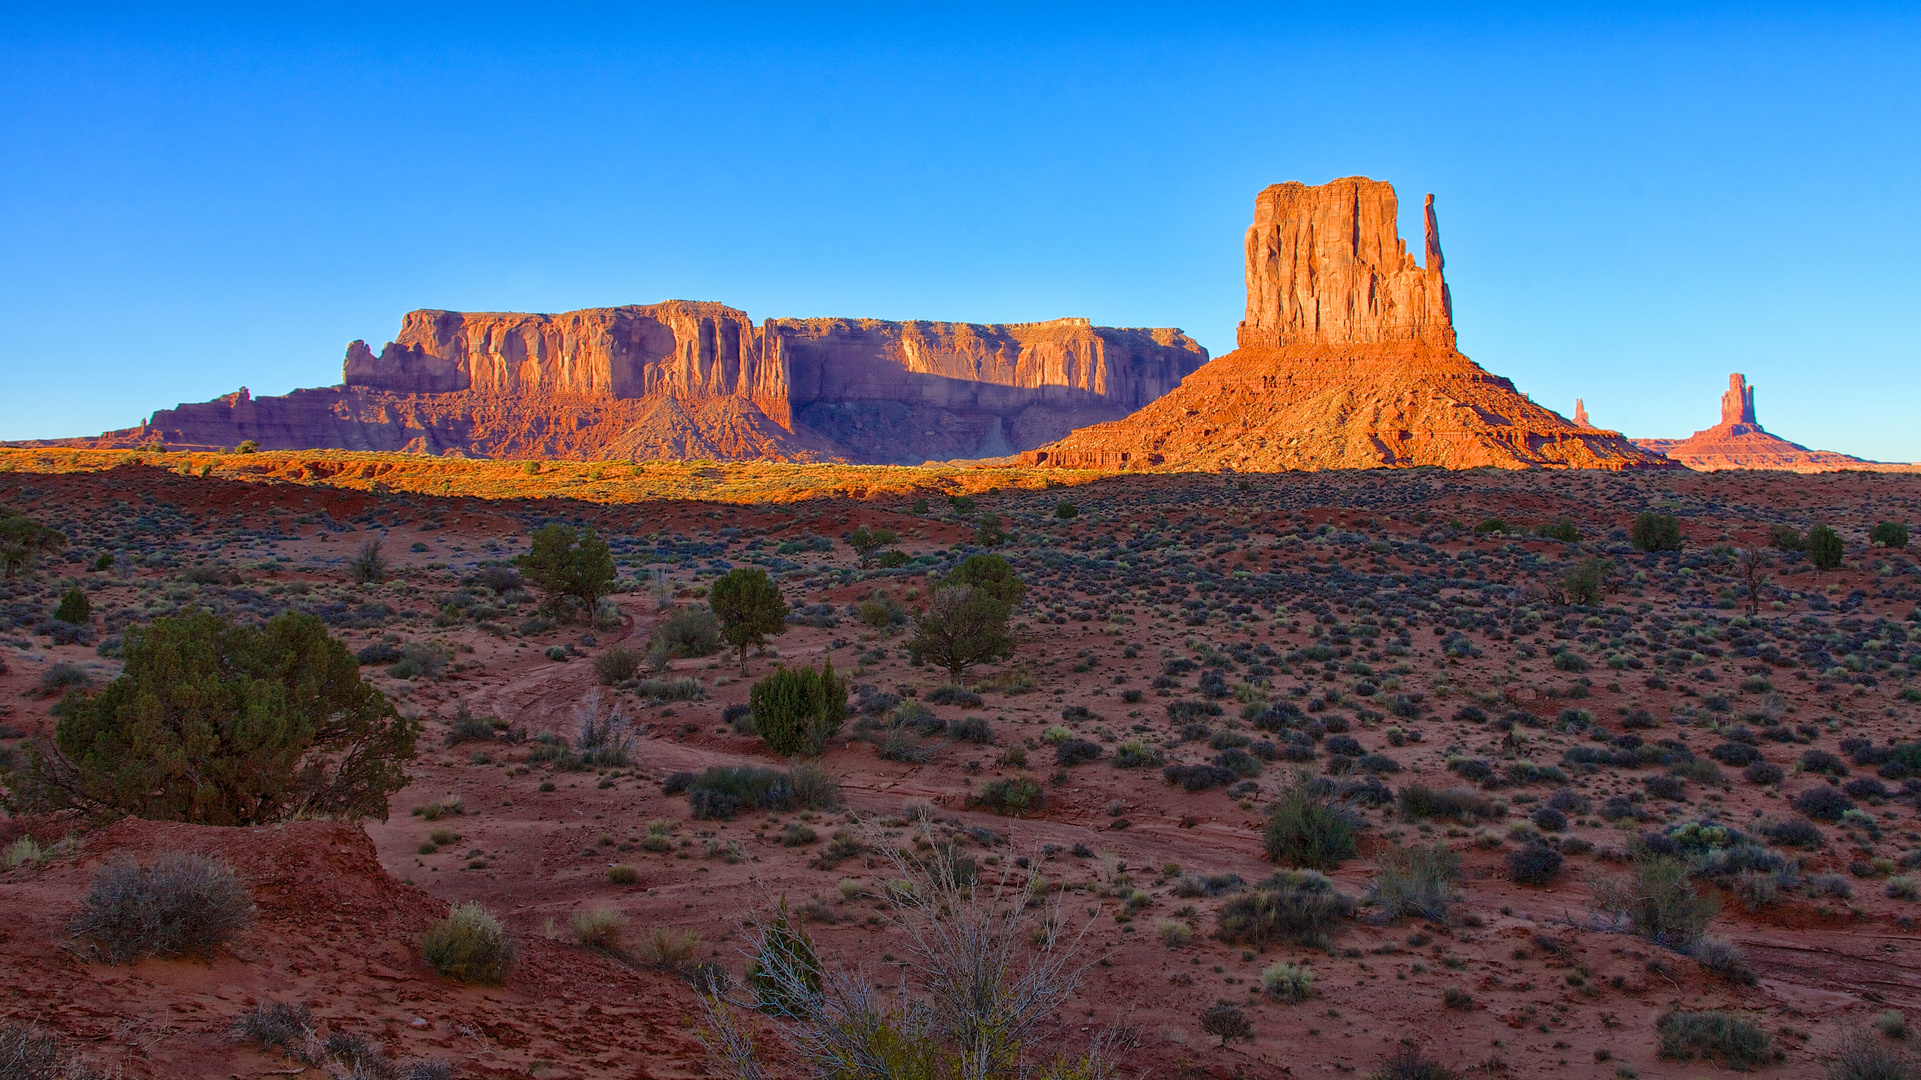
top-left (1023, 176), bottom-right (1675, 471)
top-left (24, 303), bottom-right (1208, 465)
top-left (1630, 373), bottom-right (1896, 472)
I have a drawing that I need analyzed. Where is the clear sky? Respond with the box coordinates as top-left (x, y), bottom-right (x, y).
top-left (4, 4), bottom-right (1918, 459)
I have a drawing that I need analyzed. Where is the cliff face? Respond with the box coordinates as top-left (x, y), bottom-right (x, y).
top-left (1632, 373), bottom-right (1898, 472)
top-left (43, 304), bottom-right (1206, 464)
top-left (1024, 177), bottom-right (1675, 472)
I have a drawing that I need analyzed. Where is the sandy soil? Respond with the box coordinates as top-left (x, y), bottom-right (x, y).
top-left (4, 460), bottom-right (1921, 1078)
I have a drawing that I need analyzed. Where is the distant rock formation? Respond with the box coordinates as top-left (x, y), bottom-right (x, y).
top-left (1023, 177), bottom-right (1673, 472)
top-left (1633, 373), bottom-right (1904, 472)
top-left (24, 303), bottom-right (1206, 464)
top-left (1574, 399), bottom-right (1591, 428)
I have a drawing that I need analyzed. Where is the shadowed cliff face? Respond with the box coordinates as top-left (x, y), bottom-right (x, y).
top-left (1027, 177), bottom-right (1675, 472)
top-left (33, 303), bottom-right (1206, 464)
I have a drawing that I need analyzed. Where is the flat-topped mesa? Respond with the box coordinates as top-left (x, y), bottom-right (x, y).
top-left (1238, 177), bottom-right (1454, 350)
top-left (35, 303), bottom-right (1206, 464)
top-left (343, 301), bottom-right (776, 407)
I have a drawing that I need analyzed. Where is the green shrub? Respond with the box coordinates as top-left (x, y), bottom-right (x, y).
top-left (0, 510), bottom-right (67, 578)
top-left (515, 524), bottom-right (616, 616)
top-left (20, 611), bottom-right (416, 824)
top-left (569, 908), bottom-right (627, 951)
top-left (749, 661), bottom-right (848, 757)
top-left (1261, 961), bottom-right (1316, 1002)
top-left (1594, 856), bottom-right (1719, 949)
top-left (1216, 869), bottom-right (1355, 949)
top-left (1631, 513), bottom-right (1684, 552)
top-left (710, 568), bottom-right (790, 669)
top-left (1655, 1009), bottom-right (1777, 1070)
top-left (70, 853), bottom-right (253, 963)
top-left (1807, 524), bottom-right (1844, 570)
top-left (1397, 784), bottom-right (1498, 823)
top-left (1768, 524), bottom-right (1806, 552)
top-left (1200, 1002), bottom-right (1252, 1046)
top-left (607, 864), bottom-right (638, 885)
top-left (1113, 739), bottom-right (1164, 768)
top-left (1366, 843), bottom-right (1460, 921)
top-left (593, 647), bottom-right (642, 685)
top-left (973, 775), bottom-right (1044, 817)
top-left (1534, 517), bottom-right (1580, 542)
top-left (54, 587), bottom-right (91, 625)
top-left (1561, 558), bottom-right (1612, 606)
top-left (1055, 501), bottom-right (1079, 519)
top-left (1872, 522), bottom-right (1910, 550)
top-left (423, 902), bottom-right (514, 984)
top-left (653, 606), bottom-right (722, 659)
top-left (1265, 776), bottom-right (1361, 868)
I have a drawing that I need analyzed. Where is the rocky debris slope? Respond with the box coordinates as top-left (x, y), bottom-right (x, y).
top-left (1633, 373), bottom-right (1909, 472)
top-left (24, 303), bottom-right (1206, 465)
top-left (1023, 177), bottom-right (1674, 472)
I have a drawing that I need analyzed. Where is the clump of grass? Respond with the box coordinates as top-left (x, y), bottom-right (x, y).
top-left (4, 834), bottom-right (47, 869)
top-left (1155, 919), bottom-right (1193, 947)
top-left (637, 926), bottom-right (703, 973)
top-left (0, 1022), bottom-right (108, 1080)
top-left (1366, 843), bottom-right (1460, 922)
top-left (1261, 961), bottom-right (1316, 1002)
top-left (569, 908), bottom-right (628, 953)
top-left (422, 902), bottom-right (514, 984)
top-left (235, 1001), bottom-right (313, 1055)
top-left (1655, 1009), bottom-right (1778, 1070)
top-left (1216, 869), bottom-right (1355, 950)
top-left (593, 646), bottom-right (642, 685)
top-left (607, 864), bottom-right (639, 885)
top-left (1264, 774), bottom-right (1361, 868)
top-left (1593, 856), bottom-right (1719, 950)
top-left (1828, 1026), bottom-right (1919, 1080)
top-left (1397, 783), bottom-right (1497, 823)
top-left (70, 853), bottom-right (253, 963)
top-left (973, 775), bottom-right (1045, 817)
top-left (1692, 934), bottom-right (1755, 985)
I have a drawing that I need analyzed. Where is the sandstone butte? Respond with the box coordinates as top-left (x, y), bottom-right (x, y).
top-left (1632, 373), bottom-right (1914, 472)
top-left (21, 305), bottom-right (1208, 465)
top-left (1022, 177), bottom-right (1675, 472)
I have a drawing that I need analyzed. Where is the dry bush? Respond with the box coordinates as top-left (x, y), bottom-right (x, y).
top-left (638, 926), bottom-right (703, 973)
top-left (422, 902), bottom-right (514, 984)
top-left (699, 843), bottom-right (1117, 1080)
top-left (1366, 843), bottom-right (1460, 922)
top-left (569, 908), bottom-right (628, 953)
top-left (70, 853), bottom-right (252, 963)
top-left (0, 1021), bottom-right (110, 1080)
top-left (1828, 1026), bottom-right (1920, 1080)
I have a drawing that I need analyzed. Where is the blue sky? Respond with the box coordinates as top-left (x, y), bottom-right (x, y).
top-left (4, 4), bottom-right (1918, 459)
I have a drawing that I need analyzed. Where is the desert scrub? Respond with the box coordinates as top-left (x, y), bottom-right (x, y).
top-left (1396, 783), bottom-right (1498, 824)
top-left (638, 926), bottom-right (703, 973)
top-left (70, 853), bottom-right (253, 963)
top-left (1366, 843), bottom-right (1460, 922)
top-left (973, 775), bottom-right (1045, 817)
top-left (1154, 918), bottom-right (1194, 947)
top-left (607, 864), bottom-right (639, 884)
top-left (1593, 856), bottom-right (1719, 950)
top-left (0, 1021), bottom-right (107, 1080)
top-left (1264, 775), bottom-right (1361, 869)
top-left (1507, 841), bottom-right (1564, 885)
top-left (1655, 1009), bottom-right (1778, 1070)
top-left (680, 763), bottom-right (839, 820)
top-left (1216, 869), bottom-right (1355, 950)
top-left (749, 661), bottom-right (848, 757)
top-left (569, 908), bottom-right (628, 952)
top-left (1113, 739), bottom-right (1164, 768)
top-left (651, 605), bottom-right (722, 659)
top-left (423, 902), bottom-right (514, 984)
top-left (593, 646), bottom-right (642, 685)
top-left (1261, 961), bottom-right (1316, 1002)
top-left (234, 1001), bottom-right (313, 1055)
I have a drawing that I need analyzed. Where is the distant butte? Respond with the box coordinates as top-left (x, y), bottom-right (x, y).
top-left (12, 306), bottom-right (1207, 464)
top-left (1023, 177), bottom-right (1673, 471)
top-left (1632, 373), bottom-right (1913, 472)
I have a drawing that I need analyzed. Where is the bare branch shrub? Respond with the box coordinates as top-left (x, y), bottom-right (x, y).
top-left (70, 853), bottom-right (253, 963)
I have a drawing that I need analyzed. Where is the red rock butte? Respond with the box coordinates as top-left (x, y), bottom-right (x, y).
top-left (1023, 177), bottom-right (1675, 472)
top-left (1632, 373), bottom-right (1909, 472)
top-left (20, 303), bottom-right (1207, 465)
